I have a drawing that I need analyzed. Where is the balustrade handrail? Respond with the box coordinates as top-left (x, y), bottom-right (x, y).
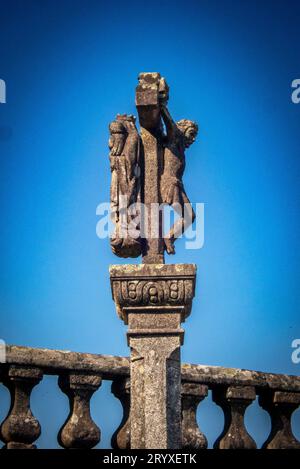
top-left (182, 363), bottom-right (300, 392)
top-left (4, 344), bottom-right (300, 393)
top-left (4, 345), bottom-right (129, 379)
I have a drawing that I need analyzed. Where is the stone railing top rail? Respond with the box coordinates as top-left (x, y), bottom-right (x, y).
top-left (2, 345), bottom-right (300, 392)
top-left (4, 345), bottom-right (129, 379)
top-left (181, 363), bottom-right (300, 392)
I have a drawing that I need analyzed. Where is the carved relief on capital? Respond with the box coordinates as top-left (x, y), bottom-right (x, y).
top-left (110, 264), bottom-right (196, 323)
top-left (111, 279), bottom-right (195, 323)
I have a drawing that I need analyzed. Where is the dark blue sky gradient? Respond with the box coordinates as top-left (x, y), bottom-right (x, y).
top-left (0, 0), bottom-right (299, 448)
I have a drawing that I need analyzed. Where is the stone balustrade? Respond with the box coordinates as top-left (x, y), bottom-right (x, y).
top-left (0, 345), bottom-right (299, 449)
top-left (181, 363), bottom-right (300, 449)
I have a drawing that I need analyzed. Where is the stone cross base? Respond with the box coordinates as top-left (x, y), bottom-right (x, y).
top-left (110, 264), bottom-right (196, 449)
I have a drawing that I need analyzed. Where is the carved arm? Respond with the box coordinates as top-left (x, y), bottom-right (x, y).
top-left (160, 102), bottom-right (178, 141)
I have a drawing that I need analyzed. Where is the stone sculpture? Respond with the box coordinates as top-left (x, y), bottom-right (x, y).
top-left (109, 114), bottom-right (141, 258)
top-left (160, 103), bottom-right (198, 254)
top-left (109, 73), bottom-right (198, 259)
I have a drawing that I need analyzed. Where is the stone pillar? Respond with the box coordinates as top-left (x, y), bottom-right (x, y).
top-left (135, 72), bottom-right (166, 264)
top-left (110, 263), bottom-right (196, 449)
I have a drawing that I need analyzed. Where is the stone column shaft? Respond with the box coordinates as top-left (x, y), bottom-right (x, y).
top-left (110, 263), bottom-right (196, 449)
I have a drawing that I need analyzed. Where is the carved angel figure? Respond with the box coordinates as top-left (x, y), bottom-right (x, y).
top-left (109, 114), bottom-right (141, 257)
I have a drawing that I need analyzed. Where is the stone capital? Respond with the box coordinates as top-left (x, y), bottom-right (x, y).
top-left (109, 263), bottom-right (197, 325)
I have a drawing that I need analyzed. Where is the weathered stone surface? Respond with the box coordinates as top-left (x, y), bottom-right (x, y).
top-left (110, 263), bottom-right (196, 324)
top-left (136, 72), bottom-right (166, 263)
top-left (111, 377), bottom-right (130, 449)
top-left (108, 74), bottom-right (199, 448)
top-left (213, 385), bottom-right (257, 449)
top-left (181, 383), bottom-right (208, 449)
top-left (259, 390), bottom-right (300, 449)
top-left (135, 72), bottom-right (167, 130)
top-left (130, 336), bottom-right (181, 449)
top-left (136, 72), bottom-right (198, 259)
top-left (182, 363), bottom-right (300, 392)
top-left (109, 72), bottom-right (198, 261)
top-left (0, 366), bottom-right (43, 449)
top-left (159, 98), bottom-right (198, 256)
top-left (109, 114), bottom-right (142, 258)
top-left (110, 263), bottom-right (196, 449)
top-left (2, 346), bottom-right (300, 449)
top-left (5, 345), bottom-right (300, 393)
top-left (58, 372), bottom-right (102, 449)
top-left (5, 345), bottom-right (130, 379)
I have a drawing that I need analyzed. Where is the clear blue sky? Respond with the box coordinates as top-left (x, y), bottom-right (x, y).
top-left (0, 0), bottom-right (299, 448)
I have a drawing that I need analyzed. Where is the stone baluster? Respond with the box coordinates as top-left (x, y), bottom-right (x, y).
top-left (111, 377), bottom-right (130, 449)
top-left (259, 390), bottom-right (300, 449)
top-left (0, 366), bottom-right (43, 449)
top-left (212, 385), bottom-right (256, 449)
top-left (181, 382), bottom-right (208, 449)
top-left (58, 372), bottom-right (102, 449)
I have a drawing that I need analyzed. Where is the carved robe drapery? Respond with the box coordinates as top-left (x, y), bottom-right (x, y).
top-left (109, 114), bottom-right (141, 258)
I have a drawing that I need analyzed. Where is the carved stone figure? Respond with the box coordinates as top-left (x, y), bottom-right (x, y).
top-left (108, 73), bottom-right (198, 261)
top-left (109, 114), bottom-right (141, 258)
top-left (160, 103), bottom-right (198, 255)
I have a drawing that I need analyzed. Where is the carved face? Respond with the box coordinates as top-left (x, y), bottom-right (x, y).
top-left (184, 126), bottom-right (198, 148)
